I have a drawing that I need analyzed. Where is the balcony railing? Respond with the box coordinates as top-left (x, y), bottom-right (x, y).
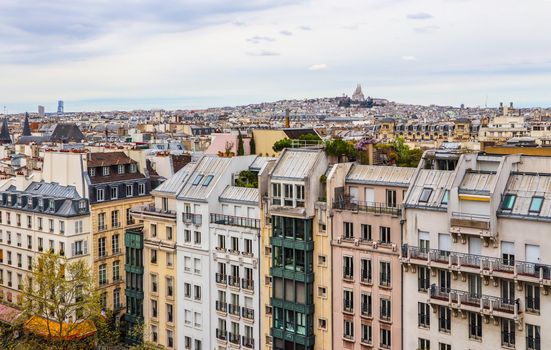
top-left (210, 213), bottom-right (260, 230)
top-left (216, 301), bottom-right (227, 312)
top-left (229, 332), bottom-right (240, 345)
top-left (216, 273), bottom-right (227, 284)
top-left (242, 336), bottom-right (254, 349)
top-left (229, 304), bottom-right (241, 316)
top-left (361, 303), bottom-right (372, 317)
top-left (182, 212), bottom-right (202, 225)
top-left (429, 285), bottom-right (518, 314)
top-left (216, 329), bottom-right (227, 341)
top-left (333, 200), bottom-right (401, 216)
top-left (402, 245), bottom-right (551, 281)
top-left (228, 275), bottom-right (240, 288)
top-left (132, 204), bottom-right (177, 218)
top-left (241, 278), bottom-right (254, 291)
top-left (527, 336), bottom-right (541, 350)
top-left (242, 307), bottom-right (254, 320)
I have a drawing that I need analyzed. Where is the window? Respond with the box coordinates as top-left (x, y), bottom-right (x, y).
top-left (194, 231), bottom-right (201, 245)
top-left (151, 274), bottom-right (158, 293)
top-left (194, 285), bottom-right (201, 301)
top-left (296, 185), bottom-right (305, 206)
top-left (343, 256), bottom-right (354, 280)
top-left (166, 329), bottom-right (173, 348)
top-left (501, 318), bottom-right (515, 347)
top-left (418, 338), bottom-right (430, 350)
top-left (48, 219), bottom-right (54, 232)
top-left (59, 221), bottom-right (65, 234)
top-left (126, 184), bottom-right (133, 197)
top-left (343, 289), bottom-right (354, 312)
top-left (380, 328), bottom-right (391, 348)
top-left (151, 299), bottom-right (158, 318)
top-left (217, 235), bottom-right (225, 250)
top-left (150, 224), bottom-right (157, 237)
top-left (138, 183), bottom-right (145, 195)
top-left (343, 319), bottom-right (354, 339)
top-left (102, 167), bottom-right (110, 176)
top-left (529, 196), bottom-right (544, 213)
top-left (380, 298), bottom-right (391, 321)
top-left (162, 197), bottom-right (169, 211)
top-left (111, 210), bottom-right (119, 228)
top-left (380, 226), bottom-right (391, 244)
top-left (111, 187), bottom-right (118, 199)
top-left (361, 258), bottom-right (372, 283)
top-left (98, 213), bottom-right (106, 230)
top-left (361, 323), bottom-right (372, 344)
top-left (112, 234), bottom-right (120, 254)
top-left (113, 288), bottom-right (120, 310)
top-left (386, 189), bottom-right (397, 208)
top-left (194, 340), bottom-right (202, 350)
top-left (151, 249), bottom-right (157, 264)
top-left (418, 302), bottom-right (430, 328)
top-left (441, 190), bottom-right (449, 204)
top-left (526, 324), bottom-right (541, 350)
top-left (130, 164), bottom-right (137, 173)
top-left (184, 283), bottom-right (191, 298)
top-left (418, 266), bottom-right (430, 291)
top-left (167, 303), bottom-right (174, 323)
top-left (98, 237), bottom-right (106, 257)
top-left (202, 175), bottom-right (214, 186)
top-left (184, 229), bottom-right (191, 243)
top-left (361, 224), bottom-right (371, 241)
top-left (166, 226), bottom-right (173, 240)
top-left (343, 222), bottom-right (353, 239)
top-left (439, 343), bottom-right (451, 350)
top-left (419, 188), bottom-right (433, 203)
top-left (118, 164), bottom-right (124, 174)
top-left (317, 286), bottom-right (327, 298)
top-left (231, 236), bottom-right (239, 252)
top-left (272, 183), bottom-right (281, 205)
top-left (318, 318), bottom-right (327, 330)
top-left (99, 264), bottom-right (107, 285)
top-left (526, 284), bottom-right (540, 312)
top-left (244, 238), bottom-right (252, 255)
top-left (166, 252), bottom-right (173, 267)
top-left (380, 261), bottom-right (391, 286)
top-left (192, 175), bottom-right (203, 185)
top-left (112, 260), bottom-right (120, 281)
top-left (468, 312), bottom-right (482, 339)
top-left (502, 193), bottom-right (516, 210)
top-left (438, 306), bottom-right (451, 333)
top-left (97, 188), bottom-right (105, 201)
top-left (89, 168), bottom-right (96, 176)
top-left (166, 277), bottom-right (173, 297)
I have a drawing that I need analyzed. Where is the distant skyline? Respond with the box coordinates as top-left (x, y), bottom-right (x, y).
top-left (1, 0), bottom-right (551, 113)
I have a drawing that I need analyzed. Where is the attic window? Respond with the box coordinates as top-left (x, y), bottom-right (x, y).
top-left (192, 175), bottom-right (203, 186)
top-left (118, 165), bottom-right (125, 174)
top-left (529, 196), bottom-right (544, 214)
top-left (89, 168), bottom-right (96, 177)
top-left (130, 164), bottom-right (137, 173)
top-left (38, 199), bottom-right (44, 208)
top-left (202, 175), bottom-right (214, 186)
top-left (34, 184), bottom-right (42, 190)
top-left (501, 194), bottom-right (516, 210)
top-left (49, 200), bottom-right (55, 210)
top-left (79, 200), bottom-right (86, 209)
top-left (419, 188), bottom-right (433, 203)
top-left (102, 167), bottom-right (110, 176)
top-left (441, 190), bottom-right (449, 205)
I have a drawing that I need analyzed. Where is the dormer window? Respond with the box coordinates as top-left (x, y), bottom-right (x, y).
top-left (49, 200), bottom-right (55, 211)
top-left (17, 196), bottom-right (22, 206)
top-left (441, 190), bottom-right (449, 205)
top-left (103, 167), bottom-right (110, 176)
top-left (79, 200), bottom-right (86, 210)
top-left (27, 198), bottom-right (33, 208)
top-left (419, 188), bottom-right (433, 203)
top-left (89, 168), bottom-right (96, 177)
top-left (38, 198), bottom-right (44, 209)
top-left (130, 164), bottom-right (137, 173)
top-left (529, 196), bottom-right (544, 214)
top-left (7, 196), bottom-right (12, 205)
top-left (118, 165), bottom-right (125, 174)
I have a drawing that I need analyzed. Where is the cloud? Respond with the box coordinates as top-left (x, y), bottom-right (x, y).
top-left (407, 12), bottom-right (433, 20)
top-left (308, 63), bottom-right (328, 71)
top-left (414, 25), bottom-right (440, 33)
top-left (280, 30), bottom-right (293, 36)
top-left (246, 36), bottom-right (276, 44)
top-left (341, 24), bottom-right (359, 30)
top-left (246, 50), bottom-right (280, 56)
top-left (402, 55), bottom-right (417, 61)
top-left (232, 21), bottom-right (247, 27)
top-left (298, 25), bottom-right (312, 31)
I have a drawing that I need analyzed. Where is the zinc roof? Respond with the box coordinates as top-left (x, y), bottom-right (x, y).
top-left (499, 173), bottom-right (551, 218)
top-left (346, 165), bottom-right (415, 187)
top-left (177, 156), bottom-right (232, 201)
top-left (271, 149), bottom-right (322, 180)
top-left (154, 162), bottom-right (194, 195)
top-left (219, 185), bottom-right (259, 205)
top-left (459, 171), bottom-right (497, 194)
top-left (406, 169), bottom-right (455, 208)
top-left (249, 156), bottom-right (276, 172)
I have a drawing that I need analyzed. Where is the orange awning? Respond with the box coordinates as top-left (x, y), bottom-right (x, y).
top-left (24, 316), bottom-right (97, 340)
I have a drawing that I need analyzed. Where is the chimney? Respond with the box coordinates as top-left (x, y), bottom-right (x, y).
top-left (510, 102), bottom-right (513, 108)
top-left (15, 172), bottom-right (26, 191)
top-left (284, 109), bottom-right (290, 128)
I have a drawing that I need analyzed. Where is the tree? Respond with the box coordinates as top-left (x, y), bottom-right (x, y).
top-left (375, 137), bottom-right (423, 167)
top-left (249, 133), bottom-right (256, 154)
top-left (272, 138), bottom-right (292, 152)
top-left (324, 139), bottom-right (356, 161)
top-left (20, 251), bottom-right (100, 349)
top-left (237, 130), bottom-right (245, 156)
top-left (235, 170), bottom-right (258, 188)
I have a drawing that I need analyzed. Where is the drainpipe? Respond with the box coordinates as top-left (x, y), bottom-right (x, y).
top-left (400, 218), bottom-right (405, 350)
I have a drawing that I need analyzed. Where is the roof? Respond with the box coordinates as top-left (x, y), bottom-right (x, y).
top-left (24, 316), bottom-right (96, 340)
top-left (499, 173), bottom-right (551, 219)
top-left (249, 156), bottom-right (276, 172)
top-left (459, 171), bottom-right (497, 194)
top-left (0, 118), bottom-right (11, 144)
top-left (0, 304), bottom-right (22, 324)
top-left (346, 164), bottom-right (415, 187)
top-left (154, 162), bottom-right (194, 195)
top-left (87, 152), bottom-right (135, 167)
top-left (22, 181), bottom-right (81, 199)
top-left (219, 185), bottom-right (259, 205)
top-left (271, 148), bottom-right (322, 180)
top-left (22, 113), bottom-right (32, 136)
top-left (49, 124), bottom-right (84, 143)
top-left (283, 128), bottom-right (319, 140)
top-left (405, 169), bottom-right (455, 209)
top-left (177, 156), bottom-right (232, 201)
top-left (171, 154), bottom-right (191, 173)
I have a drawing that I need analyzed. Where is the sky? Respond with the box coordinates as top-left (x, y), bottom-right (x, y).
top-left (1, 0), bottom-right (551, 113)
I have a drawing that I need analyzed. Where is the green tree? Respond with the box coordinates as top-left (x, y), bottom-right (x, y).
top-left (272, 138), bottom-right (292, 152)
top-left (249, 133), bottom-right (256, 154)
top-left (237, 130), bottom-right (245, 156)
top-left (324, 139), bottom-right (356, 160)
top-left (235, 170), bottom-right (258, 188)
top-left (298, 133), bottom-right (320, 141)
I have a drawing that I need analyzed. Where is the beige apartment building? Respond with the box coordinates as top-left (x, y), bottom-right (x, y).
top-left (328, 164), bottom-right (414, 350)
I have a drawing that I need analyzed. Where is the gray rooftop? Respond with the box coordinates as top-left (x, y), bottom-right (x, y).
top-left (219, 185), bottom-right (259, 205)
top-left (406, 169), bottom-right (455, 209)
top-left (153, 162), bottom-right (194, 195)
top-left (177, 156), bottom-right (232, 201)
top-left (346, 164), bottom-right (415, 187)
top-left (271, 148), bottom-right (323, 180)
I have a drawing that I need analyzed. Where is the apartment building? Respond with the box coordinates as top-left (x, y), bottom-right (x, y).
top-left (401, 153), bottom-right (549, 350)
top-left (86, 152), bottom-right (152, 312)
top-left (175, 155), bottom-right (257, 350)
top-left (130, 163), bottom-right (192, 348)
top-left (211, 185), bottom-right (260, 350)
top-left (0, 176), bottom-right (90, 307)
top-left (328, 164), bottom-right (414, 350)
top-left (260, 148), bottom-right (332, 350)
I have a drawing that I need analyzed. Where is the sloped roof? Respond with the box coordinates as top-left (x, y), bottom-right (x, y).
top-left (219, 185), bottom-right (259, 205)
top-left (406, 169), bottom-right (455, 209)
top-left (346, 165), bottom-right (415, 187)
top-left (283, 128), bottom-right (319, 140)
top-left (154, 162), bottom-right (194, 195)
top-left (88, 152), bottom-right (135, 167)
top-left (177, 156), bottom-right (232, 201)
top-left (499, 173), bottom-right (551, 218)
top-left (271, 148), bottom-right (322, 180)
top-left (49, 123), bottom-right (84, 143)
top-left (0, 118), bottom-right (11, 144)
top-left (22, 113), bottom-right (32, 136)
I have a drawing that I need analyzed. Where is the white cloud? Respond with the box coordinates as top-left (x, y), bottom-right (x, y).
top-left (308, 63), bottom-right (328, 71)
top-left (402, 55), bottom-right (417, 61)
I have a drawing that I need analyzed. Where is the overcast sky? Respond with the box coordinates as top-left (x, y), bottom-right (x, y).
top-left (1, 0), bottom-right (551, 112)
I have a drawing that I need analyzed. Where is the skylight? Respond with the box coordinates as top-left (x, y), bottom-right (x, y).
top-left (529, 196), bottom-right (544, 214)
top-left (419, 188), bottom-right (433, 203)
top-left (192, 175), bottom-right (203, 186)
top-left (202, 175), bottom-right (214, 186)
top-left (441, 190), bottom-right (449, 205)
top-left (501, 194), bottom-right (516, 210)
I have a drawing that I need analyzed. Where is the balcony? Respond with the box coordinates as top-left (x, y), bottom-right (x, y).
top-left (229, 304), bottom-right (241, 317)
top-left (428, 286), bottom-right (521, 320)
top-left (216, 273), bottom-right (227, 285)
top-left (97, 225), bottom-right (107, 231)
top-left (182, 213), bottom-right (202, 225)
top-left (450, 212), bottom-right (492, 239)
top-left (228, 275), bottom-right (240, 288)
top-left (332, 199), bottom-right (401, 216)
top-left (242, 336), bottom-right (254, 349)
top-left (241, 278), bottom-right (254, 291)
top-left (132, 204), bottom-right (177, 219)
top-left (216, 329), bottom-right (227, 341)
top-left (401, 245), bottom-right (551, 285)
top-left (216, 301), bottom-right (227, 313)
top-left (210, 213), bottom-right (260, 230)
top-left (242, 307), bottom-right (254, 320)
top-left (229, 332), bottom-right (240, 345)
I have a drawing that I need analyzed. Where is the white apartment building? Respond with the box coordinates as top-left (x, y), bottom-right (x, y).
top-left (175, 155), bottom-right (257, 350)
top-left (402, 153), bottom-right (548, 350)
top-left (0, 176), bottom-right (90, 308)
top-left (211, 185), bottom-right (260, 350)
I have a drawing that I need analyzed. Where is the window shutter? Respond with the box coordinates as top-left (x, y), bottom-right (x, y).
top-left (83, 241), bottom-right (88, 254)
top-left (71, 243), bottom-right (75, 257)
